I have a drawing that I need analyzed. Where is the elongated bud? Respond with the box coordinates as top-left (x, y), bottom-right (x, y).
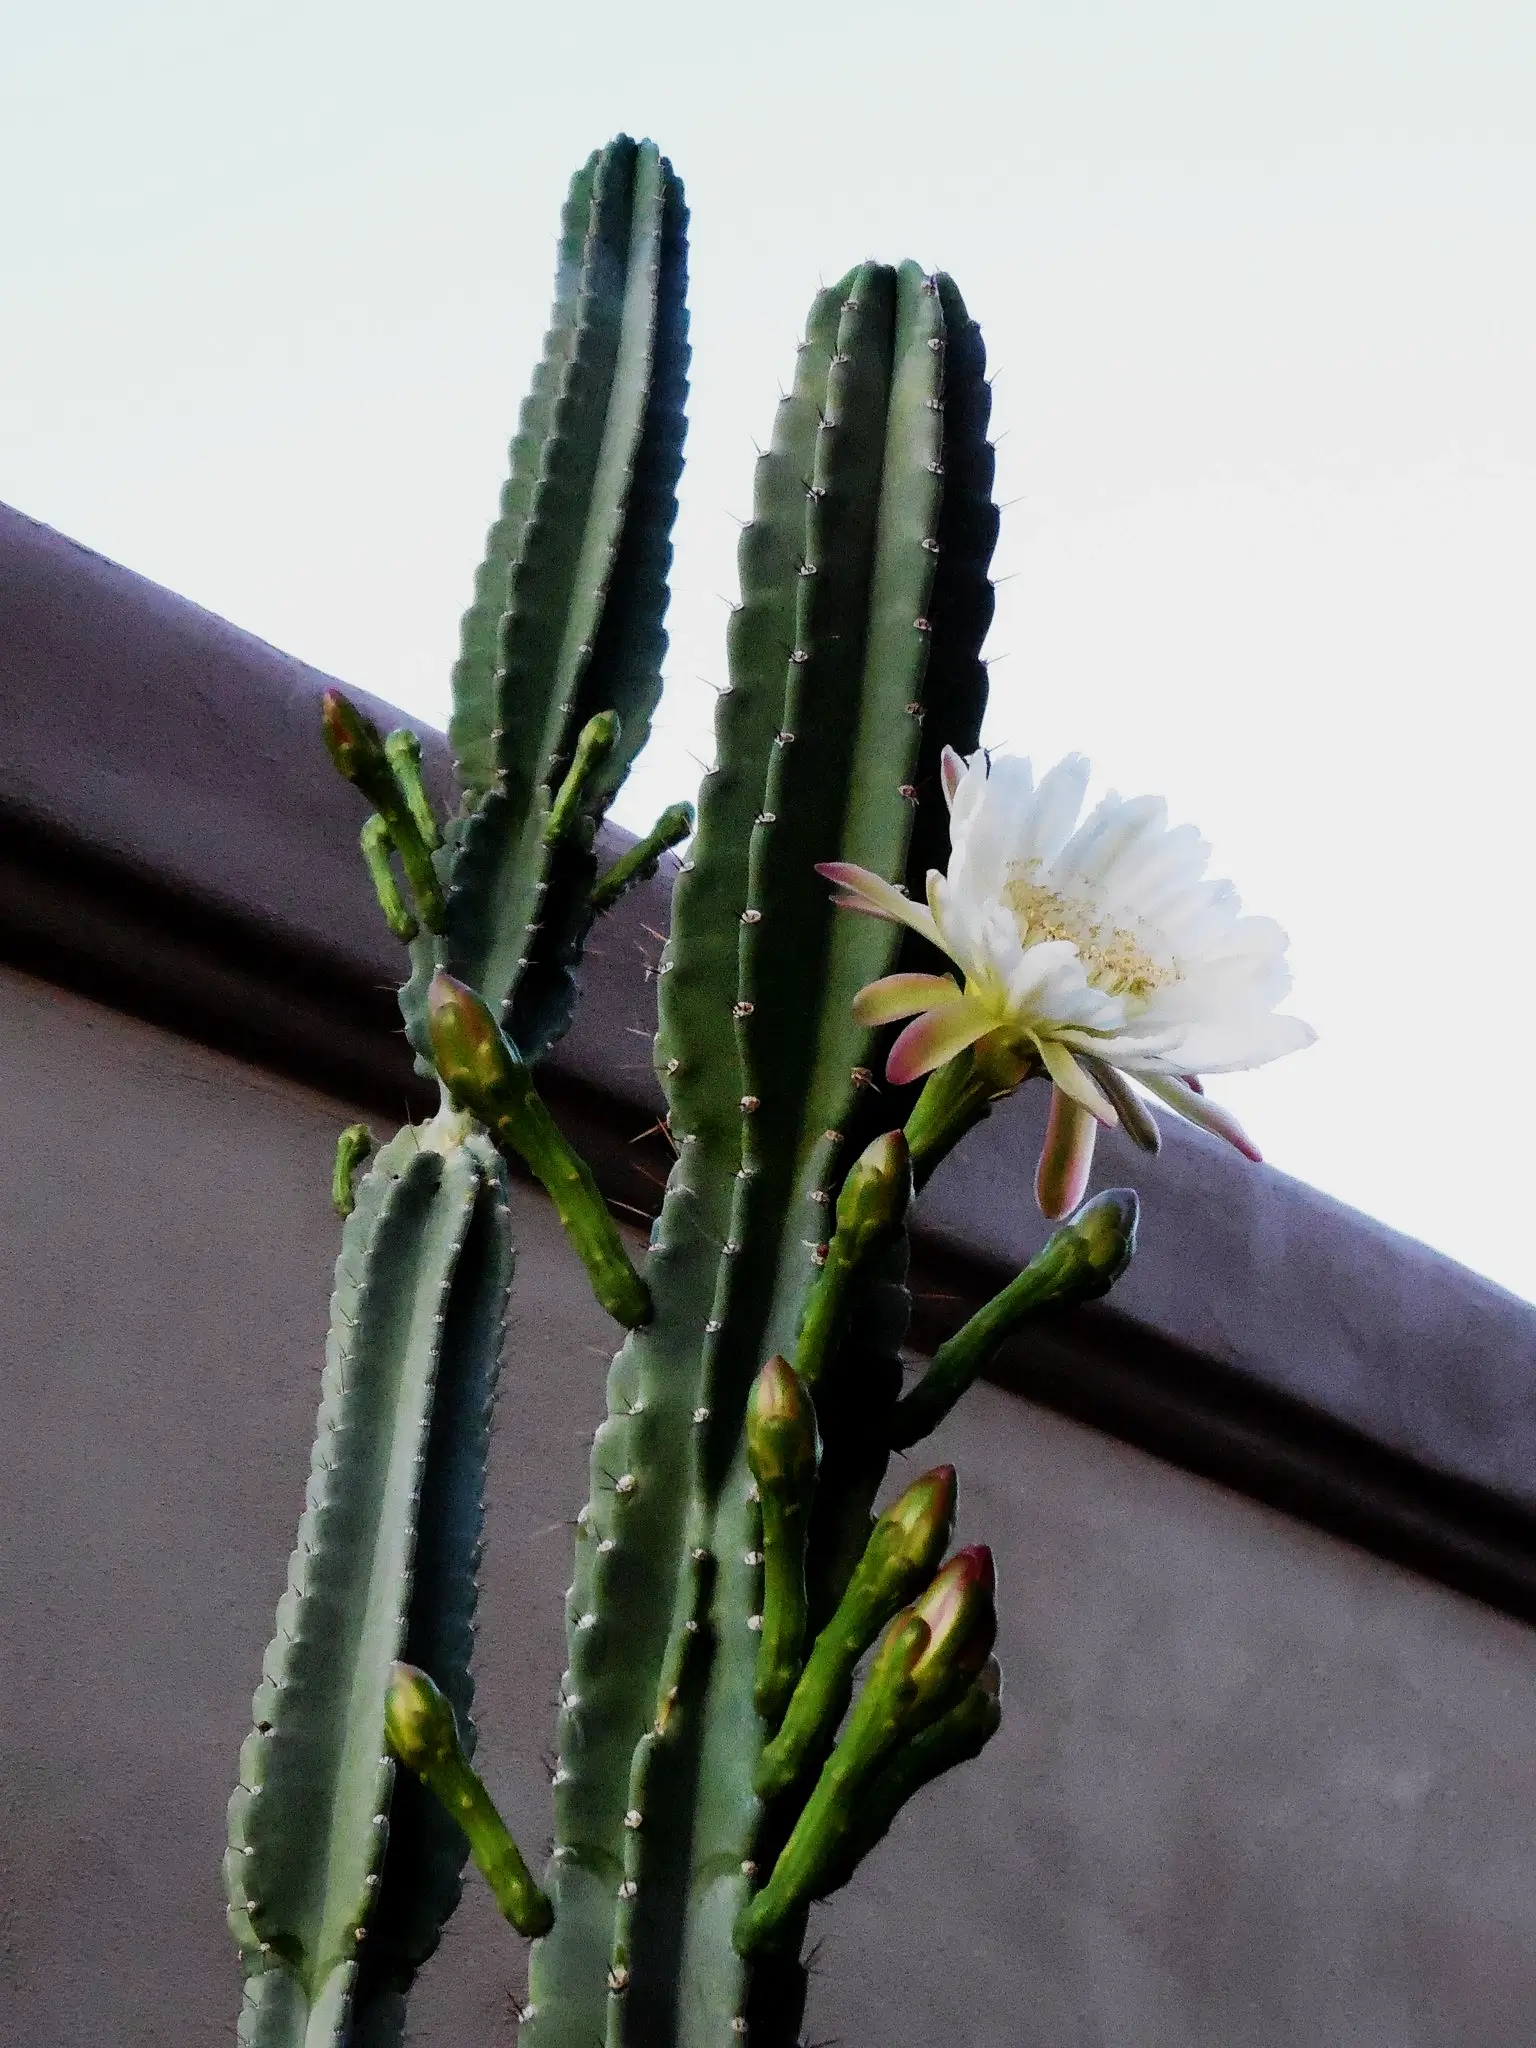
top-left (748, 1357), bottom-right (820, 1725)
top-left (331, 1123), bottom-right (375, 1218)
top-left (904, 1544), bottom-right (997, 1723)
top-left (795, 1130), bottom-right (912, 1392)
top-left (755, 1464), bottom-right (955, 1801)
top-left (546, 710), bottom-right (621, 846)
top-left (383, 727), bottom-right (442, 851)
top-left (383, 1664), bottom-right (552, 1938)
top-left (427, 971), bottom-right (518, 1117)
top-left (589, 799), bottom-right (697, 913)
top-left (359, 815), bottom-right (418, 942)
top-left (427, 970), bottom-right (650, 1327)
top-left (321, 688), bottom-right (391, 801)
top-left (890, 1189), bottom-right (1139, 1448)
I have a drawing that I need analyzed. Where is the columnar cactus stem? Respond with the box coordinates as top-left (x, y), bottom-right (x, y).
top-left (889, 1188), bottom-right (1140, 1449)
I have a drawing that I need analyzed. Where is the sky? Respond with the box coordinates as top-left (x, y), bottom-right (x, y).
top-left (4, 1), bottom-right (1535, 1299)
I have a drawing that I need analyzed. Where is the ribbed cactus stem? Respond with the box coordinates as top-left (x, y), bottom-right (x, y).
top-left (588, 800), bottom-right (695, 912)
top-left (756, 1465), bottom-right (956, 1803)
top-left (427, 972), bottom-right (650, 1328)
top-left (794, 1131), bottom-right (912, 1394)
top-left (331, 1123), bottom-right (376, 1218)
top-left (385, 1664), bottom-right (553, 1938)
top-left (746, 1357), bottom-right (820, 1726)
top-left (735, 1612), bottom-right (931, 1957)
top-left (890, 1189), bottom-right (1139, 1448)
top-left (545, 711), bottom-right (621, 847)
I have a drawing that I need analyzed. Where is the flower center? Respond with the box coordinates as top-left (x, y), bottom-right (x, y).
top-left (1003, 869), bottom-right (1172, 1001)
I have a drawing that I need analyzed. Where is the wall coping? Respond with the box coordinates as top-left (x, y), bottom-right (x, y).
top-left (5, 498), bottom-right (1535, 1619)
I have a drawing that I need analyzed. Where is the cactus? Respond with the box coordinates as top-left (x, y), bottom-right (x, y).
top-left (227, 141), bottom-right (1146, 2048)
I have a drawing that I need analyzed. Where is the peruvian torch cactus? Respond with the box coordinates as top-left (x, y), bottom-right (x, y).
top-left (224, 138), bottom-right (1176, 2048)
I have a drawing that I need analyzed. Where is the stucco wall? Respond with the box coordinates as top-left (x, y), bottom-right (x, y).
top-left (5, 962), bottom-right (1535, 2047)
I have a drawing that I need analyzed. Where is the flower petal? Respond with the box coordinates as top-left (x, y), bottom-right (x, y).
top-left (1032, 1034), bottom-right (1119, 1126)
top-left (1078, 1055), bottom-right (1161, 1155)
top-left (886, 996), bottom-right (995, 1086)
top-left (1034, 1088), bottom-right (1099, 1220)
top-left (940, 746), bottom-right (966, 808)
top-left (817, 862), bottom-right (943, 948)
top-left (1143, 1074), bottom-right (1263, 1161)
top-left (850, 972), bottom-right (963, 1026)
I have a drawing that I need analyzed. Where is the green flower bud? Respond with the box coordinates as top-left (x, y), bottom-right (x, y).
top-left (427, 972), bottom-right (521, 1118)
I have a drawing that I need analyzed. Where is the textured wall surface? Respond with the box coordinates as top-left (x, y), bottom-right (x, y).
top-left (5, 962), bottom-right (1535, 2048)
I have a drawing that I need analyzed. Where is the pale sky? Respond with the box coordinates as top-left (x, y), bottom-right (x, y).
top-left (4, 2), bottom-right (1534, 1299)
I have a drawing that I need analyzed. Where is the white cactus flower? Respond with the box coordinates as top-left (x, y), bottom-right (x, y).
top-left (818, 746), bottom-right (1313, 1213)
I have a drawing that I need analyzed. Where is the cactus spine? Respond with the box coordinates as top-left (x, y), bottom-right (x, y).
top-left (229, 138), bottom-right (1144, 2048)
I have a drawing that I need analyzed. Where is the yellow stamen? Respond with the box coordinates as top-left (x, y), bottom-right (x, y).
top-left (1004, 869), bottom-right (1171, 1001)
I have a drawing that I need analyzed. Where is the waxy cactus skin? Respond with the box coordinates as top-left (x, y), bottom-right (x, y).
top-left (226, 136), bottom-right (1141, 2048)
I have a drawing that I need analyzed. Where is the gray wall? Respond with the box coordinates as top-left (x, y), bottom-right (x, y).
top-left (6, 962), bottom-right (1536, 2048)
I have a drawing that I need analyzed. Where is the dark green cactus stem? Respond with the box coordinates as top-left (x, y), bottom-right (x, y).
top-left (322, 689), bottom-right (446, 933)
top-left (360, 817), bottom-right (419, 942)
top-left (428, 972), bottom-right (650, 1328)
top-left (746, 1357), bottom-right (820, 1726)
top-left (331, 1123), bottom-right (376, 1218)
top-left (385, 1663), bottom-right (552, 1938)
top-left (793, 1130), bottom-right (911, 1394)
top-left (734, 1611), bottom-right (931, 1956)
top-left (546, 711), bottom-right (621, 847)
top-left (382, 728), bottom-right (443, 853)
top-left (756, 1465), bottom-right (956, 1803)
top-left (890, 1189), bottom-right (1140, 1449)
top-left (588, 800), bottom-right (695, 912)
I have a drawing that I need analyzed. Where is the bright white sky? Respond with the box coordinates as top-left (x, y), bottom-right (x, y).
top-left (5, 2), bottom-right (1534, 1299)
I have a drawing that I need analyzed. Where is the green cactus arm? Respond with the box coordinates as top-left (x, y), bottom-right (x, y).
top-left (349, 1130), bottom-right (516, 2027)
top-left (384, 1663), bottom-right (552, 1937)
top-left (332, 1124), bottom-right (376, 1218)
top-left (755, 1465), bottom-right (955, 1804)
top-left (224, 1125), bottom-right (490, 2044)
top-left (401, 139), bottom-right (690, 1070)
top-left (889, 1188), bottom-right (1139, 1448)
top-left (521, 274), bottom-right (848, 2048)
top-left (588, 801), bottom-right (694, 913)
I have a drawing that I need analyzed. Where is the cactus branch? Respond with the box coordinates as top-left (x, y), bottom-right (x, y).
top-left (890, 1189), bottom-right (1140, 1449)
top-left (331, 1123), bottom-right (376, 1218)
top-left (589, 800), bottom-right (695, 912)
top-left (428, 972), bottom-right (651, 1328)
top-left (385, 1664), bottom-right (553, 1938)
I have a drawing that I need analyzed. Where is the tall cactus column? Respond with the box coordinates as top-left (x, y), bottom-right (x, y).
top-left (522, 260), bottom-right (1000, 2048)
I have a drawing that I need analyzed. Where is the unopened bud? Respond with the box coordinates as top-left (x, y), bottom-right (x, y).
top-left (384, 1662), bottom-right (459, 1776)
top-left (747, 1356), bottom-right (819, 1498)
top-left (854, 1465), bottom-right (957, 1615)
top-left (1037, 1187), bottom-right (1138, 1304)
top-left (904, 1545), bottom-right (997, 1722)
top-left (427, 971), bottom-right (521, 1117)
top-left (833, 1129), bottom-right (912, 1254)
top-left (321, 689), bottom-right (392, 804)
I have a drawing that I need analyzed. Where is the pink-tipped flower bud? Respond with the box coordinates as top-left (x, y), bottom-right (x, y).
top-left (321, 688), bottom-right (390, 798)
top-left (905, 1544), bottom-right (998, 1721)
top-left (832, 1129), bottom-right (913, 1253)
top-left (427, 971), bottom-right (521, 1118)
top-left (747, 1356), bottom-right (819, 1499)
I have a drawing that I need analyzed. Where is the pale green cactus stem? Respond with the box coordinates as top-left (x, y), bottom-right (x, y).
top-left (755, 1464), bottom-right (956, 1803)
top-left (384, 1663), bottom-right (552, 1937)
top-left (331, 1123), bottom-right (376, 1219)
top-left (736, 1543), bottom-right (998, 1958)
top-left (745, 1357), bottom-right (820, 1726)
top-left (587, 800), bottom-right (695, 913)
top-left (889, 1186), bottom-right (1140, 1448)
top-left (427, 970), bottom-right (650, 1329)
